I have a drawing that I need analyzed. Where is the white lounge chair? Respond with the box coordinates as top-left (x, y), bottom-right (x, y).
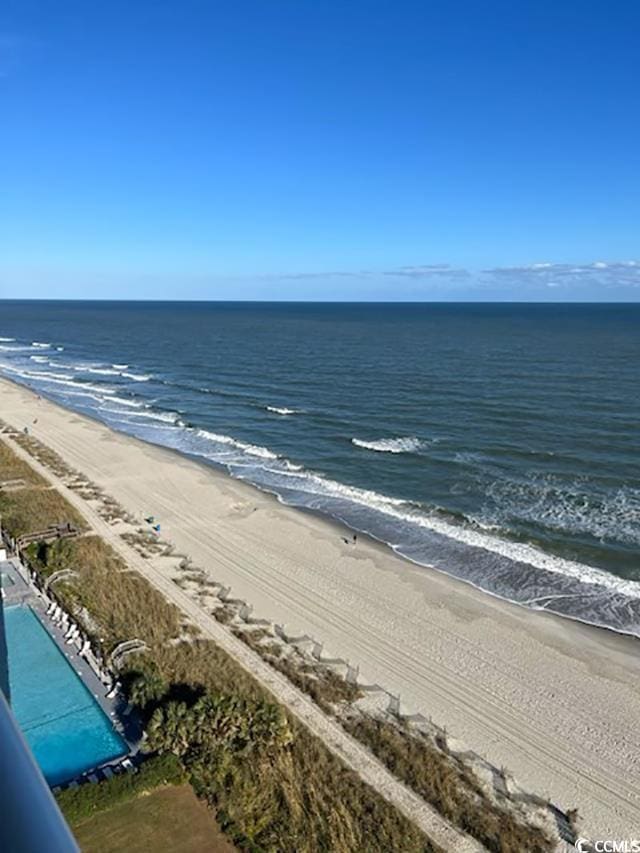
top-left (88, 774), bottom-right (99, 784)
top-left (121, 758), bottom-right (134, 773)
top-left (102, 767), bottom-right (114, 780)
top-left (106, 682), bottom-right (120, 699)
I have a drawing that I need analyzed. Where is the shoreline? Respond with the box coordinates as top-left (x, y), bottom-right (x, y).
top-left (2, 375), bottom-right (640, 836)
top-left (8, 373), bottom-right (640, 643)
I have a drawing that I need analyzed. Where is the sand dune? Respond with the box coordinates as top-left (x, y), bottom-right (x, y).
top-left (2, 377), bottom-right (639, 838)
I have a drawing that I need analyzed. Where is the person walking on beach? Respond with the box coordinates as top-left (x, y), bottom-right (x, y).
top-left (353, 534), bottom-right (357, 546)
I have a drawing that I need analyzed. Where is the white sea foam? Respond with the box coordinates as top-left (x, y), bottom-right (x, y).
top-left (352, 436), bottom-right (427, 454)
top-left (29, 369), bottom-right (75, 381)
top-left (102, 395), bottom-right (145, 409)
top-left (31, 341), bottom-right (51, 348)
top-left (291, 472), bottom-right (640, 598)
top-left (112, 364), bottom-right (129, 370)
top-left (0, 363), bottom-right (114, 395)
top-left (482, 475), bottom-right (640, 548)
top-left (127, 408), bottom-right (180, 424)
top-left (182, 424), bottom-right (640, 601)
top-left (0, 337), bottom-right (15, 342)
top-left (0, 345), bottom-right (31, 352)
top-left (74, 365), bottom-right (149, 381)
top-left (85, 367), bottom-right (120, 376)
top-left (121, 371), bottom-right (150, 382)
top-left (29, 355), bottom-right (50, 363)
top-left (102, 411), bottom-right (177, 430)
top-left (196, 428), bottom-right (279, 460)
top-left (48, 376), bottom-right (114, 394)
top-left (266, 406), bottom-right (300, 415)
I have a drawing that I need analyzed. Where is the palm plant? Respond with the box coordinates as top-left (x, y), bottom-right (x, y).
top-left (129, 670), bottom-right (167, 709)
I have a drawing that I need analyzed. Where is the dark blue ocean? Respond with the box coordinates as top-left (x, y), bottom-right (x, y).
top-left (1, 301), bottom-right (639, 636)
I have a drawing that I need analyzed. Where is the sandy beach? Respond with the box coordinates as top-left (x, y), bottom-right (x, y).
top-left (2, 376), bottom-right (639, 838)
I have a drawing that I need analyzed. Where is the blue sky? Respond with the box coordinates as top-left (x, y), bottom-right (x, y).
top-left (1, 0), bottom-right (639, 301)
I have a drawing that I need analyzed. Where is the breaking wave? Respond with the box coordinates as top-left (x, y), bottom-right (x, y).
top-left (352, 436), bottom-right (428, 454)
top-left (266, 406), bottom-right (300, 415)
top-left (481, 474), bottom-right (640, 548)
top-left (196, 428), bottom-right (279, 460)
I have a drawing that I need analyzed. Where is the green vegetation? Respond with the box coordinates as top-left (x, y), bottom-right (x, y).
top-left (146, 693), bottom-right (293, 759)
top-left (8, 430), bottom-right (77, 479)
top-left (125, 646), bottom-right (435, 853)
top-left (69, 784), bottom-right (236, 853)
top-left (231, 627), bottom-right (361, 713)
top-left (0, 437), bottom-right (85, 539)
top-left (27, 536), bottom-right (182, 654)
top-left (56, 754), bottom-right (185, 824)
top-left (0, 439), bottom-right (46, 485)
top-left (269, 656), bottom-right (360, 713)
top-left (0, 486), bottom-right (86, 539)
top-left (5, 426), bottom-right (553, 852)
top-left (344, 717), bottom-right (553, 853)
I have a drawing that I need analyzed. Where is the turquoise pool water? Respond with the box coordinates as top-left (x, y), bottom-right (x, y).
top-left (3, 605), bottom-right (127, 785)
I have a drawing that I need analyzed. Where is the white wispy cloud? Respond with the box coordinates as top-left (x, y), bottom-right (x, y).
top-left (383, 264), bottom-right (470, 279)
top-left (266, 264), bottom-right (469, 282)
top-left (483, 260), bottom-right (640, 288)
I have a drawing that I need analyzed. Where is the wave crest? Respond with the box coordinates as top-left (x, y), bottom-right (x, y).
top-left (196, 428), bottom-right (278, 460)
top-left (266, 406), bottom-right (300, 415)
top-left (352, 436), bottom-right (427, 454)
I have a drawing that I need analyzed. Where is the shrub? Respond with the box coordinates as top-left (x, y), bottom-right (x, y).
top-left (56, 754), bottom-right (186, 824)
top-left (130, 643), bottom-right (437, 853)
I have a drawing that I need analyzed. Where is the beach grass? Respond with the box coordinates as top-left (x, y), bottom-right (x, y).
top-left (9, 430), bottom-right (78, 479)
top-left (27, 536), bottom-right (182, 653)
top-left (125, 643), bottom-right (437, 853)
top-left (345, 717), bottom-right (553, 853)
top-left (5, 424), bottom-right (553, 851)
top-left (25, 527), bottom-right (435, 850)
top-left (0, 438), bottom-right (47, 486)
top-left (0, 486), bottom-right (86, 539)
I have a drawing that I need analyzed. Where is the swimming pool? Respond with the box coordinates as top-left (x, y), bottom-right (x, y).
top-left (3, 605), bottom-right (127, 785)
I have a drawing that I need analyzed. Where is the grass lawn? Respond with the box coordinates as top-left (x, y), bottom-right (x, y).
top-left (71, 784), bottom-right (236, 853)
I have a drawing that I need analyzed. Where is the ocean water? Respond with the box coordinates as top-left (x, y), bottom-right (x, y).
top-left (0, 301), bottom-right (639, 636)
top-left (4, 606), bottom-right (127, 784)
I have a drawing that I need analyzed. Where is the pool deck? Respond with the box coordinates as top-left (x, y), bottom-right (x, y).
top-left (1, 557), bottom-right (141, 784)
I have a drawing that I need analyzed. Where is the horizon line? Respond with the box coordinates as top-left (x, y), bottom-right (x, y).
top-left (1, 298), bottom-right (639, 305)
